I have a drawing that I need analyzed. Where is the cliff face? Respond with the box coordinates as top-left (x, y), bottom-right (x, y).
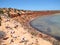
top-left (0, 8), bottom-right (60, 45)
top-left (1, 15), bottom-right (54, 45)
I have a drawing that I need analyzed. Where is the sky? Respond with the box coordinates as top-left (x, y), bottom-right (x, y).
top-left (0, 0), bottom-right (60, 10)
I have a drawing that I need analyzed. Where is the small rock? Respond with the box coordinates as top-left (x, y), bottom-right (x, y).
top-left (11, 34), bottom-right (17, 38)
top-left (10, 30), bottom-right (15, 34)
top-left (3, 37), bottom-right (9, 40)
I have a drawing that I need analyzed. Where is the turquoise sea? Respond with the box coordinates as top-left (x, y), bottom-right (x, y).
top-left (30, 13), bottom-right (60, 40)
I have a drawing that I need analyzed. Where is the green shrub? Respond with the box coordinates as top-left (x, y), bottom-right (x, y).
top-left (0, 16), bottom-right (2, 26)
top-left (0, 10), bottom-right (3, 14)
top-left (7, 11), bottom-right (11, 17)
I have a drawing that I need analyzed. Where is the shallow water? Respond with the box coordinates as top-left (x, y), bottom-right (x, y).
top-left (30, 14), bottom-right (60, 40)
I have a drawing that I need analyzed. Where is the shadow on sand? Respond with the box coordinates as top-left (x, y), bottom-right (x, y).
top-left (0, 31), bottom-right (6, 45)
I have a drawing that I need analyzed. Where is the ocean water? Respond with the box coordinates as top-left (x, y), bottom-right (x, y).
top-left (30, 13), bottom-right (60, 40)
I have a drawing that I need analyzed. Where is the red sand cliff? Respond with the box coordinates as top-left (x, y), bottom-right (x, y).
top-left (0, 9), bottom-right (60, 45)
top-left (12, 10), bottom-right (60, 41)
